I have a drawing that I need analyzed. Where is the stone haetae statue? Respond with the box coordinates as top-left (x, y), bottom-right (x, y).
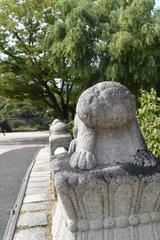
top-left (69, 81), bottom-right (156, 170)
top-left (52, 82), bottom-right (160, 240)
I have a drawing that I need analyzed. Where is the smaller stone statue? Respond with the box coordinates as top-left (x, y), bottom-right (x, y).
top-left (49, 119), bottom-right (71, 156)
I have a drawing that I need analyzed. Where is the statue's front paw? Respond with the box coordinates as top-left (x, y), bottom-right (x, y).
top-left (70, 150), bottom-right (97, 170)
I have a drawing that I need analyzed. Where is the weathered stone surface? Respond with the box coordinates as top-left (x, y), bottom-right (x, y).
top-left (34, 160), bottom-right (50, 164)
top-left (26, 187), bottom-right (49, 195)
top-left (17, 212), bottom-right (48, 228)
top-left (30, 171), bottom-right (50, 177)
top-left (29, 176), bottom-right (50, 182)
top-left (34, 162), bottom-right (50, 166)
top-left (24, 194), bottom-right (53, 203)
top-left (49, 119), bottom-right (72, 156)
top-left (53, 153), bottom-right (160, 240)
top-left (50, 134), bottom-right (72, 156)
top-left (52, 82), bottom-right (159, 240)
top-left (69, 81), bottom-right (156, 170)
top-left (21, 202), bottom-right (50, 212)
top-left (49, 119), bottom-right (68, 135)
top-left (32, 165), bottom-right (50, 172)
top-left (27, 181), bottom-right (49, 188)
top-left (14, 227), bottom-right (49, 240)
top-left (54, 147), bottom-right (67, 155)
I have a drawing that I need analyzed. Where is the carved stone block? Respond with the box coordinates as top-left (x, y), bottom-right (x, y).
top-left (52, 154), bottom-right (160, 240)
top-left (49, 119), bottom-right (72, 156)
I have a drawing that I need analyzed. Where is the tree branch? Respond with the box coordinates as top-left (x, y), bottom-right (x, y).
top-left (42, 81), bottom-right (64, 117)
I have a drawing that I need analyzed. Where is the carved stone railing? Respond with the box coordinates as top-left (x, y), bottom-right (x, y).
top-left (52, 82), bottom-right (160, 240)
top-left (49, 119), bottom-right (72, 156)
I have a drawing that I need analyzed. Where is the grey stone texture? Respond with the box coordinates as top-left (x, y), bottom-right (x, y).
top-left (49, 119), bottom-right (68, 135)
top-left (32, 165), bottom-right (50, 172)
top-left (30, 171), bottom-right (50, 177)
top-left (29, 176), bottom-right (50, 182)
top-left (53, 157), bottom-right (160, 240)
top-left (69, 81), bottom-right (156, 170)
top-left (27, 181), bottom-right (49, 188)
top-left (14, 227), bottom-right (49, 240)
top-left (26, 187), bottom-right (50, 195)
top-left (24, 194), bottom-right (53, 203)
top-left (21, 202), bottom-right (50, 212)
top-left (49, 119), bottom-right (72, 156)
top-left (52, 82), bottom-right (160, 240)
top-left (17, 212), bottom-right (48, 228)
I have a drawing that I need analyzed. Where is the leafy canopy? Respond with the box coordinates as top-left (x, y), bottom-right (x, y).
top-left (0, 0), bottom-right (75, 120)
top-left (47, 0), bottom-right (160, 94)
top-left (0, 0), bottom-right (160, 122)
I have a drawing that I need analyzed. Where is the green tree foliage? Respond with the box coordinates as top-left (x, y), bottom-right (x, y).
top-left (137, 89), bottom-right (160, 157)
top-left (47, 0), bottom-right (160, 95)
top-left (0, 97), bottom-right (17, 119)
top-left (0, 97), bottom-right (52, 131)
top-left (0, 0), bottom-right (160, 123)
top-left (0, 0), bottom-right (75, 120)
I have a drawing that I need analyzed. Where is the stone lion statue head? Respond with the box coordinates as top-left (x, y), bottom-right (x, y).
top-left (77, 81), bottom-right (136, 129)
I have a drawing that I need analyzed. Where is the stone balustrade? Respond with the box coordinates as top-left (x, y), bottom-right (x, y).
top-left (49, 119), bottom-right (72, 156)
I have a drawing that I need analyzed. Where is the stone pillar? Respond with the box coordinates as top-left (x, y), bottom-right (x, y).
top-left (52, 82), bottom-right (160, 240)
top-left (49, 119), bottom-right (72, 156)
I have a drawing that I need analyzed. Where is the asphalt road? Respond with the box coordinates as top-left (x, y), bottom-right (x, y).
top-left (0, 131), bottom-right (49, 155)
top-left (0, 146), bottom-right (41, 239)
top-left (0, 131), bottom-right (48, 238)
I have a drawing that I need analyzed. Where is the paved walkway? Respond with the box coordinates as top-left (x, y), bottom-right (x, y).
top-left (12, 146), bottom-right (55, 240)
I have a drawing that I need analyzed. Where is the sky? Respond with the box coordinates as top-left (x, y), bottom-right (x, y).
top-left (155, 0), bottom-right (160, 9)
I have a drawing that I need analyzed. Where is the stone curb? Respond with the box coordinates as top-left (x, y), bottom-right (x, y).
top-left (5, 146), bottom-right (55, 240)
